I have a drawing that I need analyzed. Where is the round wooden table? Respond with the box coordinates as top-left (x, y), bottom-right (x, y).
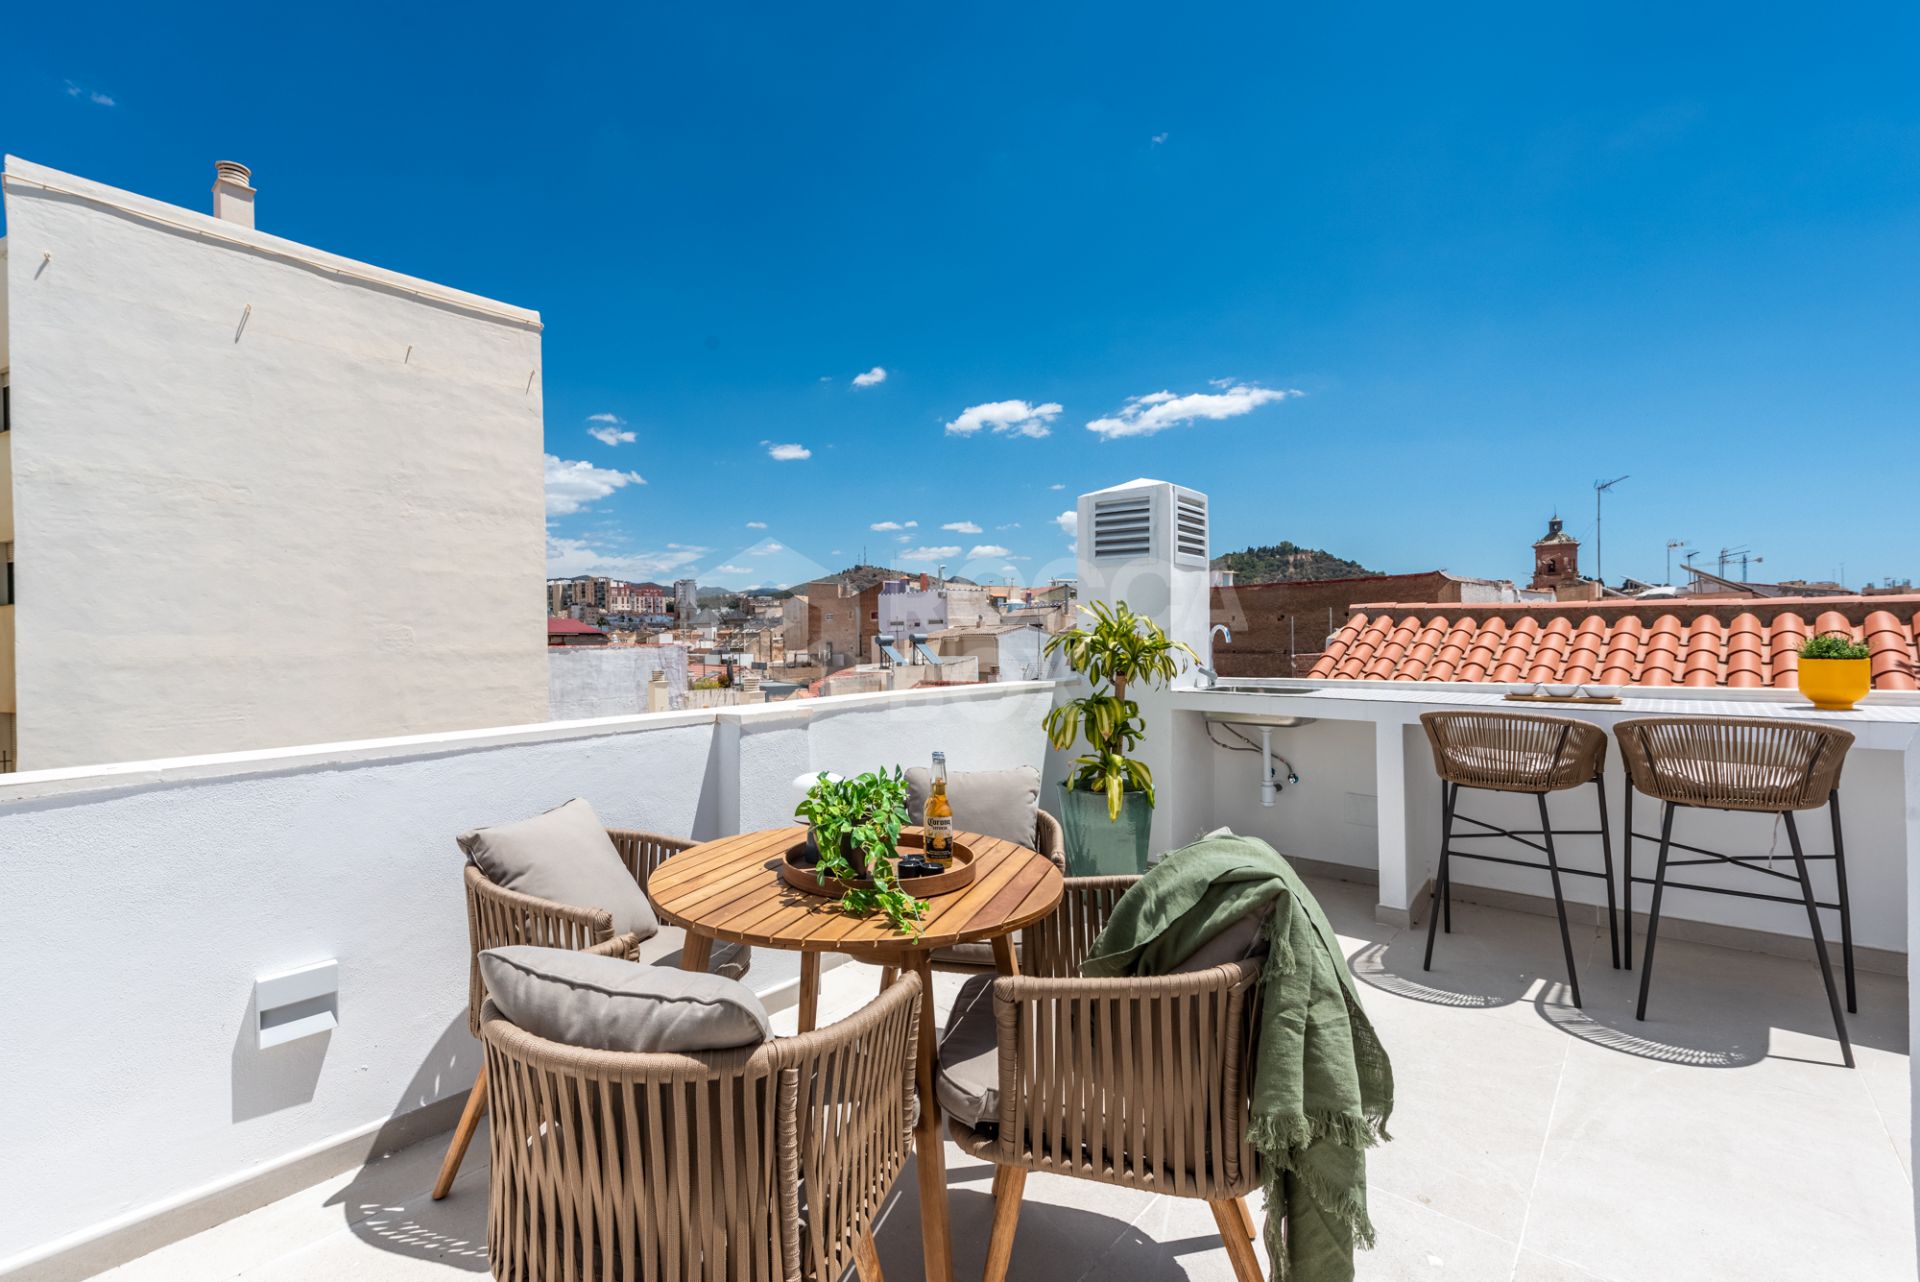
top-left (647, 826), bottom-right (1064, 1282)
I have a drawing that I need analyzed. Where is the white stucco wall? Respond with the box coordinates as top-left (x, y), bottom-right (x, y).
top-left (0, 681), bottom-right (1053, 1273)
top-left (0, 158), bottom-right (547, 771)
top-left (547, 644), bottom-right (690, 718)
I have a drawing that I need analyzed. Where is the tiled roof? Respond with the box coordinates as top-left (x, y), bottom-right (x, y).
top-left (1308, 596), bottom-right (1920, 691)
top-left (546, 618), bottom-right (605, 636)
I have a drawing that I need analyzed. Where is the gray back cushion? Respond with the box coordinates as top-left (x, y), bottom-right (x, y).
top-left (934, 972), bottom-right (1001, 1126)
top-left (458, 798), bottom-right (660, 940)
top-left (904, 765), bottom-right (1041, 850)
top-left (481, 946), bottom-right (771, 1053)
top-left (1170, 903), bottom-right (1273, 972)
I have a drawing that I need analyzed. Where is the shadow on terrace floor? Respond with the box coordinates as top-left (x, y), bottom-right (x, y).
top-left (1341, 887), bottom-right (1904, 1071)
top-left (325, 1011), bottom-right (491, 1272)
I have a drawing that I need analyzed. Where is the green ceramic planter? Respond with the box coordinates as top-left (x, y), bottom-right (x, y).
top-left (1057, 783), bottom-right (1154, 876)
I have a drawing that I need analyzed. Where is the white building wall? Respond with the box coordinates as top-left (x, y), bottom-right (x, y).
top-left (0, 157), bottom-right (548, 771)
top-left (547, 644), bottom-right (691, 718)
top-left (0, 681), bottom-right (1054, 1274)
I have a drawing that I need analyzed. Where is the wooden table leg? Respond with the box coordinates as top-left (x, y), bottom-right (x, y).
top-left (907, 950), bottom-right (954, 1282)
top-left (679, 932), bottom-right (713, 973)
top-left (798, 951), bottom-right (821, 1033)
top-left (991, 933), bottom-right (1019, 977)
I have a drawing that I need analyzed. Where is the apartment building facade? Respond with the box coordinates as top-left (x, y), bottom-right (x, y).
top-left (0, 157), bottom-right (548, 771)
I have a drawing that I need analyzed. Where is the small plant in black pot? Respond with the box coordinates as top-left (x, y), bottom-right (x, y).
top-left (793, 768), bottom-right (928, 934)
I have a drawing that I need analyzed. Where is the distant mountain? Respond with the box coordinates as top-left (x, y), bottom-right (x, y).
top-left (1212, 542), bottom-right (1378, 584)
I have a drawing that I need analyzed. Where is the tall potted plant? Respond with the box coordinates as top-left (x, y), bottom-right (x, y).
top-left (1796, 630), bottom-right (1871, 711)
top-left (1043, 601), bottom-right (1197, 874)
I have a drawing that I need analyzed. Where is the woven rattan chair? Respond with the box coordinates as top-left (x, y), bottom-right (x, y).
top-left (1615, 717), bottom-right (1856, 1067)
top-left (947, 875), bottom-right (1268, 1282)
top-left (482, 969), bottom-right (921, 1282)
top-left (433, 828), bottom-right (750, 1200)
top-left (1418, 710), bottom-right (1618, 1008)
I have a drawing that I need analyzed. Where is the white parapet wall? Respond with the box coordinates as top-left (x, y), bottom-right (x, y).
top-left (0, 680), bottom-right (1054, 1278)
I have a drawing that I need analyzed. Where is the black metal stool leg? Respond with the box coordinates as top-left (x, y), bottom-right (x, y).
top-left (1635, 802), bottom-right (1675, 1020)
top-left (1536, 791), bottom-right (1582, 1009)
top-left (1443, 783), bottom-right (1455, 934)
top-left (1622, 784), bottom-right (1635, 971)
top-left (1596, 774), bottom-right (1620, 969)
top-left (1785, 812), bottom-right (1854, 1068)
top-left (1423, 782), bottom-right (1456, 971)
top-left (1830, 790), bottom-right (1856, 1014)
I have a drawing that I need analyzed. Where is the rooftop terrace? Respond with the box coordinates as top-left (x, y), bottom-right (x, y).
top-left (3, 479), bottom-right (1917, 1282)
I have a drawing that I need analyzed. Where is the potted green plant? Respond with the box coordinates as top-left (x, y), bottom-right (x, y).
top-left (1043, 601), bottom-right (1197, 874)
top-left (1796, 630), bottom-right (1871, 711)
top-left (793, 768), bottom-right (929, 934)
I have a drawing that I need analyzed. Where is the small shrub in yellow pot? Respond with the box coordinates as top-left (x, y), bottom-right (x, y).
top-left (1796, 631), bottom-right (1871, 711)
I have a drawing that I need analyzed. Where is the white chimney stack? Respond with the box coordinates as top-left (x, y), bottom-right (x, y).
top-left (211, 160), bottom-right (255, 229)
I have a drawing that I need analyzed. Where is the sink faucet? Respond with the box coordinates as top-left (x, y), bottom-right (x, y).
top-left (1195, 624), bottom-right (1232, 690)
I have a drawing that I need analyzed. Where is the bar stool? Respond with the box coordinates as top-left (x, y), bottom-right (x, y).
top-left (1419, 710), bottom-right (1619, 1008)
top-left (1615, 717), bottom-right (1856, 1067)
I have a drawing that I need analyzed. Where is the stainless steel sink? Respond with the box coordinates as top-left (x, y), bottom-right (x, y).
top-left (1204, 710), bottom-right (1319, 728)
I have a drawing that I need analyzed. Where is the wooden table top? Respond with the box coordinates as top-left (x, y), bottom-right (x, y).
top-left (647, 827), bottom-right (1063, 958)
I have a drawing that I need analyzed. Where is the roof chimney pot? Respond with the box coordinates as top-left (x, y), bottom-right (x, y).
top-left (212, 160), bottom-right (256, 229)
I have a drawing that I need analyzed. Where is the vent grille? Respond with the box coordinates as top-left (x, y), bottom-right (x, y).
top-left (1175, 491), bottom-right (1208, 561)
top-left (1091, 496), bottom-right (1153, 559)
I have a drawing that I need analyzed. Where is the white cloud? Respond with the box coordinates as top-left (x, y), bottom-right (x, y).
top-left (941, 521), bottom-right (982, 534)
top-left (1049, 483), bottom-right (1066, 491)
top-left (899, 545), bottom-right (963, 563)
top-left (967, 544), bottom-right (1012, 559)
top-left (895, 534), bottom-right (913, 543)
top-left (546, 535), bottom-right (704, 578)
top-left (945, 399), bottom-right (1063, 439)
top-left (997, 522), bottom-right (1021, 530)
top-left (767, 442), bottom-right (812, 461)
top-left (745, 520), bottom-right (768, 529)
top-left (1085, 383), bottom-right (1298, 439)
top-left (66, 80), bottom-right (115, 106)
top-left (870, 519), bottom-right (919, 531)
top-left (749, 542), bottom-right (785, 556)
top-left (852, 366), bottom-right (888, 388)
top-left (1151, 131), bottom-right (1169, 145)
top-left (1055, 510), bottom-right (1077, 535)
top-left (586, 413), bottom-right (636, 447)
top-left (713, 563), bottom-right (754, 575)
top-left (544, 455), bottom-right (646, 515)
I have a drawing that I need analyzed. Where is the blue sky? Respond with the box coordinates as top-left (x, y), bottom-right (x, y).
top-left (7, 3), bottom-right (1917, 591)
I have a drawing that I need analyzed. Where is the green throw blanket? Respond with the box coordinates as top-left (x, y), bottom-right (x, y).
top-left (1082, 834), bottom-right (1393, 1282)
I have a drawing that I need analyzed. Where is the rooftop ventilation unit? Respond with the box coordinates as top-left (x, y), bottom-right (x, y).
top-left (1089, 484), bottom-right (1208, 569)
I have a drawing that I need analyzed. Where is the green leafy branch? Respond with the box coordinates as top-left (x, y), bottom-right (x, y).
top-left (793, 768), bottom-right (929, 935)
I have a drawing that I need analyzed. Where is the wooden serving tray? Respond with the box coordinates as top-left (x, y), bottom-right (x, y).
top-left (781, 829), bottom-right (977, 899)
top-left (1502, 693), bottom-right (1623, 705)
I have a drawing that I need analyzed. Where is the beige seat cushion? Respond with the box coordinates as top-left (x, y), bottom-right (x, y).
top-left (906, 766), bottom-right (1041, 850)
top-left (480, 946), bottom-right (770, 1053)
top-left (459, 798), bottom-right (660, 940)
top-left (934, 973), bottom-right (1001, 1127)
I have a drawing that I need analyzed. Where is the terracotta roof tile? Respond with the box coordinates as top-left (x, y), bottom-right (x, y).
top-left (1306, 595), bottom-right (1920, 694)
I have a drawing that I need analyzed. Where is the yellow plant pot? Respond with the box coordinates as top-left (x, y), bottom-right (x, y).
top-left (1797, 657), bottom-right (1871, 711)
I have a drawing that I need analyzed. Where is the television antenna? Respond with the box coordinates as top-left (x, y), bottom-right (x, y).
top-left (1665, 539), bottom-right (1687, 585)
top-left (1593, 475), bottom-right (1629, 585)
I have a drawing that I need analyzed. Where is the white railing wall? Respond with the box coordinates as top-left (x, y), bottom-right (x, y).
top-left (0, 681), bottom-right (1054, 1276)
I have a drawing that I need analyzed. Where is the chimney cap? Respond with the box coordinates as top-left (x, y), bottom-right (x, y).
top-left (214, 160), bottom-right (253, 187)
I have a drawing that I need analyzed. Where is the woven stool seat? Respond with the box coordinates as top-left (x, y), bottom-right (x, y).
top-left (1423, 712), bottom-right (1608, 794)
top-left (1614, 718), bottom-right (1849, 813)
